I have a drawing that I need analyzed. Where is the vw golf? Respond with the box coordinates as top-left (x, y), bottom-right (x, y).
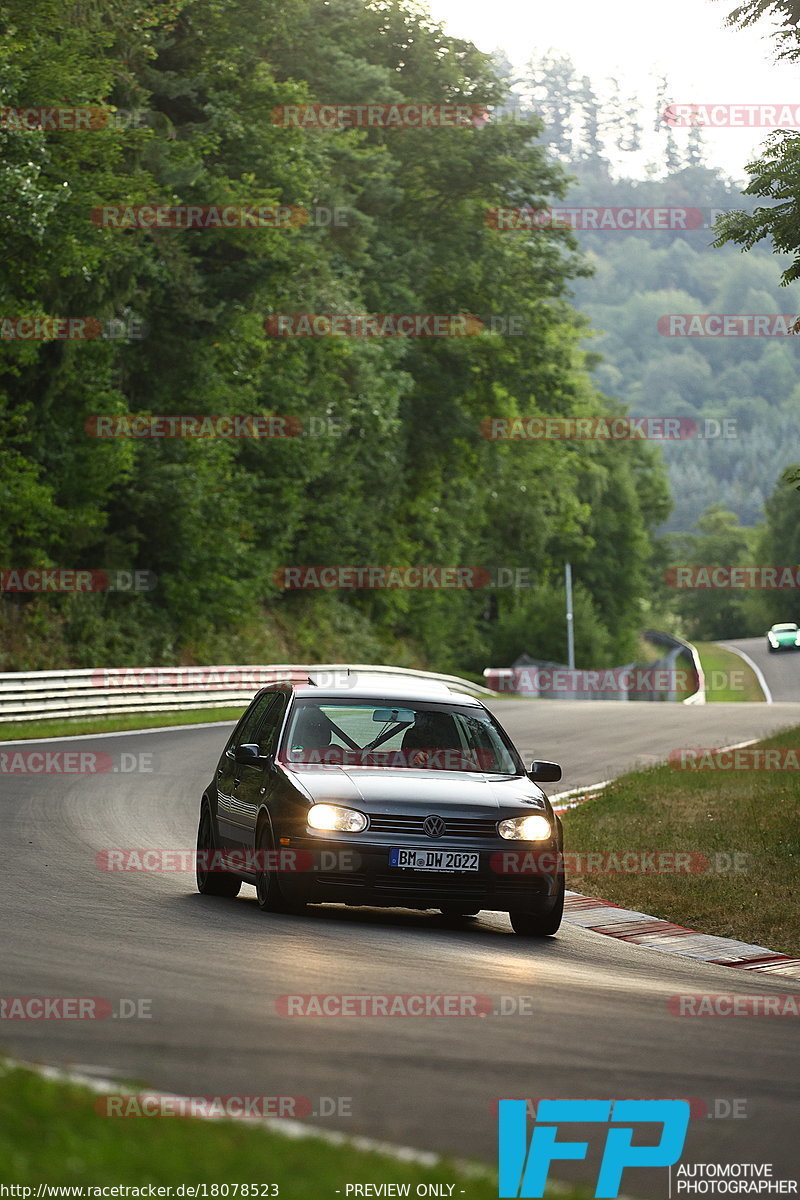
top-left (195, 674), bottom-right (565, 935)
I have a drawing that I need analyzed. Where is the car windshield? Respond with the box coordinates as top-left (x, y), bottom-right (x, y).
top-left (279, 700), bottom-right (520, 774)
top-left (773, 624), bottom-right (798, 631)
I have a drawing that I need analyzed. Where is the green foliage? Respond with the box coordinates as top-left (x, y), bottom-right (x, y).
top-left (664, 505), bottom-right (756, 639)
top-left (511, 51), bottom-right (800, 534)
top-left (744, 469), bottom-right (800, 629)
top-left (0, 0), bottom-right (669, 671)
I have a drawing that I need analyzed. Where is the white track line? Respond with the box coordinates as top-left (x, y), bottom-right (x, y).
top-left (1, 1057), bottom-right (631, 1196)
top-left (717, 643), bottom-right (772, 704)
top-left (0, 1059), bottom-right (488, 1181)
top-left (0, 720), bottom-right (237, 746)
top-left (550, 780), bottom-right (612, 813)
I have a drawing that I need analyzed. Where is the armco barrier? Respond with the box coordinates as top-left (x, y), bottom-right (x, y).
top-left (643, 630), bottom-right (706, 705)
top-left (0, 663), bottom-right (494, 724)
top-left (483, 632), bottom-right (705, 703)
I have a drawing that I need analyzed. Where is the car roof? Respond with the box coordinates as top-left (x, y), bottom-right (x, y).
top-left (257, 674), bottom-right (482, 706)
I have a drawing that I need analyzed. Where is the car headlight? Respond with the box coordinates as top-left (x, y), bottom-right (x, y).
top-left (307, 803), bottom-right (367, 833)
top-left (498, 814), bottom-right (552, 841)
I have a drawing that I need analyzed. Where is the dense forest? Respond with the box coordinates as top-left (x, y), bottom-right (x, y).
top-left (2, 0), bottom-right (799, 669)
top-left (0, 0), bottom-right (674, 672)
top-left (510, 52), bottom-right (800, 534)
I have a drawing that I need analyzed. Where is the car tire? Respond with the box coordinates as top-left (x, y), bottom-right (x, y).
top-left (196, 804), bottom-right (241, 898)
top-left (254, 821), bottom-right (305, 913)
top-left (255, 821), bottom-right (283, 912)
top-left (509, 876), bottom-right (564, 937)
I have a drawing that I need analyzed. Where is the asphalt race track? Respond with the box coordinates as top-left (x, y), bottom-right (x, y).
top-left (486, 697), bottom-right (800, 788)
top-left (721, 636), bottom-right (800, 703)
top-left (2, 701), bottom-right (800, 1196)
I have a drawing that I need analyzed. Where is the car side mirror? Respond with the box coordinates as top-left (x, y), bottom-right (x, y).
top-left (528, 760), bottom-right (562, 783)
top-left (234, 743), bottom-right (261, 765)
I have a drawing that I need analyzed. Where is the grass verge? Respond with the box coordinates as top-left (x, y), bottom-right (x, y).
top-left (562, 726), bottom-right (800, 956)
top-left (0, 708), bottom-right (245, 742)
top-left (694, 643), bottom-right (764, 702)
top-left (0, 1059), bottom-right (589, 1197)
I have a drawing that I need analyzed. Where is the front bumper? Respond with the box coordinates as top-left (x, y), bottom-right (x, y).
top-left (276, 836), bottom-right (564, 913)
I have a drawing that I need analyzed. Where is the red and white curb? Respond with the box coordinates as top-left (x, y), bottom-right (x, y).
top-left (552, 769), bottom-right (800, 981)
top-left (551, 782), bottom-right (612, 813)
top-left (562, 892), bottom-right (800, 980)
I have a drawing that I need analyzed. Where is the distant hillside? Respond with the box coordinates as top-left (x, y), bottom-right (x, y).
top-left (567, 161), bottom-right (800, 531)
top-left (503, 55), bottom-right (800, 532)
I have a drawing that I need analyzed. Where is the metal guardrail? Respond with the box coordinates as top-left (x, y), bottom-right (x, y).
top-left (642, 630), bottom-right (706, 705)
top-left (0, 663), bottom-right (495, 723)
top-left (483, 631), bottom-right (705, 703)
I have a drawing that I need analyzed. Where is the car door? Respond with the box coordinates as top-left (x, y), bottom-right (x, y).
top-left (227, 691), bottom-right (290, 850)
top-left (216, 692), bottom-right (277, 848)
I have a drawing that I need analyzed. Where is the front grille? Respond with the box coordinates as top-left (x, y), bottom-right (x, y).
top-left (373, 871), bottom-right (485, 893)
top-left (372, 872), bottom-right (549, 894)
top-left (366, 814), bottom-right (498, 838)
top-left (315, 872), bottom-right (368, 887)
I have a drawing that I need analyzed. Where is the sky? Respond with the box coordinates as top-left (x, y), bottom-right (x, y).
top-left (424, 0), bottom-right (798, 182)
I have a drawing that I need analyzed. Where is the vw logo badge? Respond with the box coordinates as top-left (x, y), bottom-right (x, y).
top-left (423, 815), bottom-right (446, 839)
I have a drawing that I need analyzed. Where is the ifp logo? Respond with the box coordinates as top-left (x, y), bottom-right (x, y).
top-left (498, 1099), bottom-right (690, 1198)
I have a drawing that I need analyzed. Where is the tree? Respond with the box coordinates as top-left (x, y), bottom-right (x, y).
top-left (713, 1), bottom-right (800, 283)
top-left (0, 0), bottom-right (672, 672)
top-left (666, 506), bottom-right (755, 639)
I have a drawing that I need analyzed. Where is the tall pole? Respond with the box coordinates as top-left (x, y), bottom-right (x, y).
top-left (565, 562), bottom-right (575, 670)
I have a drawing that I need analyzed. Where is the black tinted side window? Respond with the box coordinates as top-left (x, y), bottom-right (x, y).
top-left (255, 693), bottom-right (288, 756)
top-left (229, 694), bottom-right (277, 751)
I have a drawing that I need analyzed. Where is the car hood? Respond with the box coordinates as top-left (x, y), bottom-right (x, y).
top-left (280, 766), bottom-right (549, 813)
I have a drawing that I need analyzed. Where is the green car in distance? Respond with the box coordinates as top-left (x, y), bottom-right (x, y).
top-left (766, 622), bottom-right (800, 652)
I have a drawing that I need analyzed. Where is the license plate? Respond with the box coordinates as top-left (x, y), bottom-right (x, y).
top-left (389, 848), bottom-right (480, 872)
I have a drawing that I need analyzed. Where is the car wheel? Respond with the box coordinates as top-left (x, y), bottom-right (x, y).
top-left (439, 907), bottom-right (480, 918)
top-left (254, 821), bottom-right (298, 913)
top-left (509, 877), bottom-right (564, 937)
top-left (196, 804), bottom-right (241, 898)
